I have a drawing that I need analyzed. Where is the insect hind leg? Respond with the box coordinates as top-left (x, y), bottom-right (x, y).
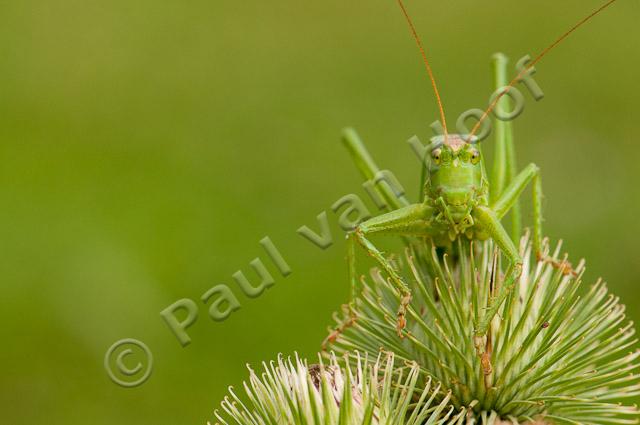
top-left (341, 203), bottom-right (433, 337)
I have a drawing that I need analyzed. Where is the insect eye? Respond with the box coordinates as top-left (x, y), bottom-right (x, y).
top-left (431, 148), bottom-right (442, 164)
top-left (470, 149), bottom-right (480, 164)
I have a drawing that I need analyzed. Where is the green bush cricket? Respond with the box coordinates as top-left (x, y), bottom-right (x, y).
top-left (326, 0), bottom-right (619, 351)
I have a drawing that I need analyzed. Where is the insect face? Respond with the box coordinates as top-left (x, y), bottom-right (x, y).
top-left (426, 134), bottom-right (485, 213)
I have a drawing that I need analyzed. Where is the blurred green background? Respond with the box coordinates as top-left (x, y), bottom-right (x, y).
top-left (1, 0), bottom-right (639, 424)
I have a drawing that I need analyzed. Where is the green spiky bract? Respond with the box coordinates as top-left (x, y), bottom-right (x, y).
top-left (326, 234), bottom-right (640, 424)
top-left (213, 352), bottom-right (468, 425)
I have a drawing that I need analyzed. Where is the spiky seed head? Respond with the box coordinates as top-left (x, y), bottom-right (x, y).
top-left (213, 351), bottom-right (467, 425)
top-left (326, 234), bottom-right (640, 424)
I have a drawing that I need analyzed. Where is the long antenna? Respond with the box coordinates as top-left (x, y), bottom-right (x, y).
top-left (469, 0), bottom-right (618, 139)
top-left (397, 0), bottom-right (449, 141)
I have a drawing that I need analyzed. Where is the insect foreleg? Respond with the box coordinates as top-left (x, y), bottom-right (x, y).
top-left (473, 206), bottom-right (523, 339)
top-left (352, 203), bottom-right (434, 337)
top-left (490, 163), bottom-right (542, 256)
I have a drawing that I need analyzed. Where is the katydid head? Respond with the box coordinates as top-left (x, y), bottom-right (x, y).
top-left (425, 134), bottom-right (485, 212)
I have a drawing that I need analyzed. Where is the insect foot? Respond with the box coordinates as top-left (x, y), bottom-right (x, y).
top-left (321, 304), bottom-right (357, 351)
top-left (396, 293), bottom-right (412, 338)
top-left (481, 352), bottom-right (493, 391)
top-left (539, 254), bottom-right (578, 277)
